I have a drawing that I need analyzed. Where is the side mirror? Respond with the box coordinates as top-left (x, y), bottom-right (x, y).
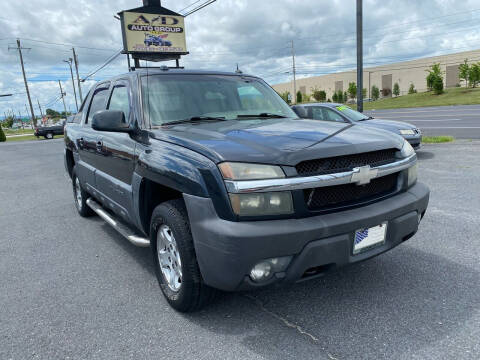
top-left (92, 110), bottom-right (131, 133)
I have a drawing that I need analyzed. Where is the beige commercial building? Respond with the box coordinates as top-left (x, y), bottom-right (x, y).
top-left (272, 49), bottom-right (480, 101)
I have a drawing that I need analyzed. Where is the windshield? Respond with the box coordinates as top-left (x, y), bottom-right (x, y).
top-left (335, 105), bottom-right (369, 121)
top-left (141, 74), bottom-right (297, 126)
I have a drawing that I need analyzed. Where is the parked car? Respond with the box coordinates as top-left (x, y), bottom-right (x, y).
top-left (292, 103), bottom-right (422, 149)
top-left (144, 34), bottom-right (172, 47)
top-left (64, 69), bottom-right (429, 312)
top-left (34, 120), bottom-right (65, 139)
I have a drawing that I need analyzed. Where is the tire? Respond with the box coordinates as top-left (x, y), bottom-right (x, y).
top-left (45, 132), bottom-right (53, 139)
top-left (150, 199), bottom-right (217, 312)
top-left (71, 167), bottom-right (94, 217)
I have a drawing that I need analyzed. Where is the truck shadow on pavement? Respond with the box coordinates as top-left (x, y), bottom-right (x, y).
top-left (187, 246), bottom-right (479, 359)
top-left (416, 150), bottom-right (435, 160)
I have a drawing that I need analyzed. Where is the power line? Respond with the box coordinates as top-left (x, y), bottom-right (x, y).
top-left (80, 50), bottom-right (123, 82)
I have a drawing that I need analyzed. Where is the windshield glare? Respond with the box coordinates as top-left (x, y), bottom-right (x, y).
top-left (141, 74), bottom-right (297, 126)
top-left (336, 105), bottom-right (369, 121)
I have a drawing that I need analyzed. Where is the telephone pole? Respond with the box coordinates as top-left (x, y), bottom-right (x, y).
top-left (291, 40), bottom-right (297, 104)
top-left (9, 39), bottom-right (36, 126)
top-left (37, 99), bottom-right (44, 118)
top-left (64, 58), bottom-right (78, 111)
top-left (356, 0), bottom-right (364, 112)
top-left (58, 80), bottom-right (68, 118)
top-left (72, 48), bottom-right (83, 103)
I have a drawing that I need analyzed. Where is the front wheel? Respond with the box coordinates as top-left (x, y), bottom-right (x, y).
top-left (45, 132), bottom-right (53, 139)
top-left (150, 199), bottom-right (217, 312)
top-left (71, 167), bottom-right (94, 217)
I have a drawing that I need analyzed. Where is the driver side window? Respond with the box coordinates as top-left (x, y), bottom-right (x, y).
top-left (323, 108), bottom-right (346, 122)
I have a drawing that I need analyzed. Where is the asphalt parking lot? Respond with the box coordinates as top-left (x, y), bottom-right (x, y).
top-left (1, 139), bottom-right (479, 360)
top-left (364, 104), bottom-right (480, 139)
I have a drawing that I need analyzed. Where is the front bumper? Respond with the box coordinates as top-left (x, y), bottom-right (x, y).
top-left (184, 182), bottom-right (429, 291)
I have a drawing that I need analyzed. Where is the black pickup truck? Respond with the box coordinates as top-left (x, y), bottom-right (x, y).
top-left (35, 120), bottom-right (65, 139)
top-left (64, 69), bottom-right (429, 312)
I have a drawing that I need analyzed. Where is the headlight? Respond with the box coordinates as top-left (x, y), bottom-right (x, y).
top-left (400, 140), bottom-right (415, 158)
top-left (218, 162), bottom-right (285, 180)
top-left (229, 192), bottom-right (293, 216)
top-left (399, 129), bottom-right (415, 135)
top-left (408, 163), bottom-right (418, 187)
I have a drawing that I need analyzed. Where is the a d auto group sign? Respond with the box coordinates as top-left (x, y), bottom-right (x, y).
top-left (121, 12), bottom-right (187, 54)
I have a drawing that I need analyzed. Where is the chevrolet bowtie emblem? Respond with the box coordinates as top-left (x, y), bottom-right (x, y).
top-left (351, 165), bottom-right (378, 185)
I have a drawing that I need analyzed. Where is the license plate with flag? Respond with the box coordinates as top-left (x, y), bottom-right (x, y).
top-left (353, 223), bottom-right (387, 254)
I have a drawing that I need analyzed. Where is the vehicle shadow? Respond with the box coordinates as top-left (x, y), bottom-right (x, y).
top-left (416, 151), bottom-right (435, 160)
top-left (185, 245), bottom-right (479, 359)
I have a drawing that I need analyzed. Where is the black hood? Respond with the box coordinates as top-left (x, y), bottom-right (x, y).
top-left (150, 118), bottom-right (404, 166)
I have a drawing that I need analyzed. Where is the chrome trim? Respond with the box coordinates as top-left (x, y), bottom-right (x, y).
top-left (224, 154), bottom-right (416, 193)
top-left (86, 198), bottom-right (150, 247)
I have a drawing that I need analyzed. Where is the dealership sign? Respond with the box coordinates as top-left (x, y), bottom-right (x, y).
top-left (121, 12), bottom-right (187, 54)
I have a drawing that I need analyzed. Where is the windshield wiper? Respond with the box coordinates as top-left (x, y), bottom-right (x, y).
top-left (162, 116), bottom-right (226, 126)
top-left (237, 113), bottom-right (287, 119)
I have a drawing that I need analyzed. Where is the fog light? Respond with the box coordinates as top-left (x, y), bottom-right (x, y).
top-left (249, 256), bottom-right (292, 282)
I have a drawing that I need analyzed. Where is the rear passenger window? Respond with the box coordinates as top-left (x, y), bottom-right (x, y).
top-left (108, 85), bottom-right (130, 122)
top-left (311, 107), bottom-right (326, 120)
top-left (86, 86), bottom-right (110, 124)
top-left (323, 108), bottom-right (345, 122)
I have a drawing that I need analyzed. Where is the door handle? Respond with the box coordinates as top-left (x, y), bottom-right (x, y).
top-left (96, 140), bottom-right (103, 152)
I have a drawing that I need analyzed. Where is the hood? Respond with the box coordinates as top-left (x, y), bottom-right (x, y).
top-left (150, 118), bottom-right (404, 166)
top-left (361, 118), bottom-right (417, 132)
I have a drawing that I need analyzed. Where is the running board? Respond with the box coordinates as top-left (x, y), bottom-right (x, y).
top-left (86, 198), bottom-right (150, 247)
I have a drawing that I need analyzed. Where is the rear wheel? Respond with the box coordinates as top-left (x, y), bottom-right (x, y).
top-left (71, 167), bottom-right (94, 217)
top-left (150, 199), bottom-right (217, 312)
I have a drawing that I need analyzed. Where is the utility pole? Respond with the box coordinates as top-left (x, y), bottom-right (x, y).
top-left (72, 48), bottom-right (83, 103)
top-left (291, 40), bottom-right (297, 104)
top-left (37, 99), bottom-right (44, 118)
top-left (64, 58), bottom-right (78, 111)
top-left (58, 80), bottom-right (68, 119)
top-left (356, 0), bottom-right (363, 112)
top-left (9, 39), bottom-right (36, 126)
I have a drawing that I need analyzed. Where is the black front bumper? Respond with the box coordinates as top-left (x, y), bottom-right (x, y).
top-left (184, 182), bottom-right (429, 291)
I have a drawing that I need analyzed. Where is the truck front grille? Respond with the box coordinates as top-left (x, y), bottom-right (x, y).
top-left (296, 149), bottom-right (398, 176)
top-left (304, 173), bottom-right (398, 211)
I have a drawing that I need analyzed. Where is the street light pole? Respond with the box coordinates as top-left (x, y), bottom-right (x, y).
top-left (356, 0), bottom-right (363, 112)
top-left (64, 58), bottom-right (78, 111)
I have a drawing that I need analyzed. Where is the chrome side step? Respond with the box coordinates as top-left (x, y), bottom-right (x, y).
top-left (86, 198), bottom-right (150, 247)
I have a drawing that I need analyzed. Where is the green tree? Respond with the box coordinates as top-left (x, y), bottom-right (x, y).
top-left (46, 108), bottom-right (60, 117)
top-left (332, 91), bottom-right (338, 102)
top-left (468, 63), bottom-right (480, 88)
top-left (433, 76), bottom-right (444, 95)
top-left (459, 59), bottom-right (470, 88)
top-left (371, 85), bottom-right (380, 100)
top-left (426, 63), bottom-right (443, 91)
top-left (408, 83), bottom-right (416, 94)
top-left (278, 91), bottom-right (291, 104)
top-left (311, 87), bottom-right (326, 101)
top-left (337, 90), bottom-right (343, 103)
top-left (344, 91), bottom-right (348, 102)
top-left (296, 90), bottom-right (302, 104)
top-left (347, 82), bottom-right (357, 99)
top-left (393, 82), bottom-right (400, 96)
top-left (0, 123), bottom-right (6, 142)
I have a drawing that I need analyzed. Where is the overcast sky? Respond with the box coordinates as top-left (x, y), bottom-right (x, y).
top-left (1, 0), bottom-right (480, 117)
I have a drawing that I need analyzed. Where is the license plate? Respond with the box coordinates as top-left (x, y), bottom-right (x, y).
top-left (353, 223), bottom-right (387, 254)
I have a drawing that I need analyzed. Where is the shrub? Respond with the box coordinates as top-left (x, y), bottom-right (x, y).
top-left (347, 82), bottom-right (357, 99)
top-left (327, 98), bottom-right (331, 102)
top-left (337, 90), bottom-right (343, 103)
top-left (408, 83), bottom-right (416, 94)
top-left (344, 91), bottom-right (348, 102)
top-left (296, 90), bottom-right (302, 103)
top-left (381, 88), bottom-right (391, 97)
top-left (426, 63), bottom-right (443, 91)
top-left (311, 87), bottom-right (326, 101)
top-left (432, 76), bottom-right (444, 94)
top-left (0, 123), bottom-right (6, 142)
top-left (393, 82), bottom-right (400, 96)
top-left (332, 92), bottom-right (338, 102)
top-left (371, 85), bottom-right (380, 100)
top-left (302, 93), bottom-right (311, 102)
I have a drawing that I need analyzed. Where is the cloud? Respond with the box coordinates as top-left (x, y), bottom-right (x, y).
top-left (1, 0), bottom-right (479, 115)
